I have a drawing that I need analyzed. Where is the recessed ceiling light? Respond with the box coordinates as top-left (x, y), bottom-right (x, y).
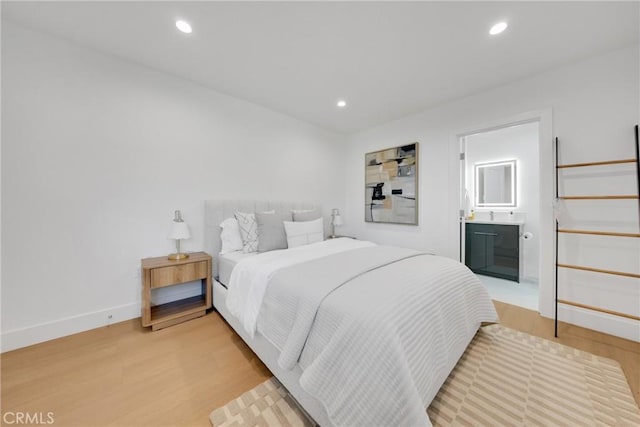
top-left (489, 22), bottom-right (508, 35)
top-left (337, 100), bottom-right (347, 108)
top-left (176, 20), bottom-right (192, 34)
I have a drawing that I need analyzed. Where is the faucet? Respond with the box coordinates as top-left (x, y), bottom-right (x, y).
top-left (490, 211), bottom-right (494, 221)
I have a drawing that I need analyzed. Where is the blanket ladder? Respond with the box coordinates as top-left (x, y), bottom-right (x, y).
top-left (554, 125), bottom-right (640, 337)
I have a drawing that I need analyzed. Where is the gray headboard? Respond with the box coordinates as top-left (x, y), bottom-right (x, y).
top-left (204, 200), bottom-right (325, 278)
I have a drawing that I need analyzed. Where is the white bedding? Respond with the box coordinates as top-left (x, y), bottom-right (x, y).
top-left (227, 239), bottom-right (498, 426)
top-left (225, 238), bottom-right (375, 337)
top-left (217, 251), bottom-right (256, 286)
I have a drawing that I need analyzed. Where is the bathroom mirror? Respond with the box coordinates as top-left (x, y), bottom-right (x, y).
top-left (474, 160), bottom-right (516, 207)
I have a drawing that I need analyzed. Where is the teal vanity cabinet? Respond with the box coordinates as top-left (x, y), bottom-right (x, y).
top-left (465, 222), bottom-right (519, 282)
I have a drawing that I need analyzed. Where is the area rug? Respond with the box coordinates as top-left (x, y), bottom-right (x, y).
top-left (209, 377), bottom-right (313, 427)
top-left (209, 325), bottom-right (640, 426)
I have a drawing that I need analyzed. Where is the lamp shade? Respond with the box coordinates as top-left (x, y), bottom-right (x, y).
top-left (332, 213), bottom-right (343, 226)
top-left (169, 221), bottom-right (190, 240)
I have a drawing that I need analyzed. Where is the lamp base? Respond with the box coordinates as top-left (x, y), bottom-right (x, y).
top-left (168, 252), bottom-right (189, 260)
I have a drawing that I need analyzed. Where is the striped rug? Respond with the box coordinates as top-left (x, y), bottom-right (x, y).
top-left (209, 378), bottom-right (313, 427)
top-left (428, 324), bottom-right (640, 426)
top-left (210, 325), bottom-right (640, 426)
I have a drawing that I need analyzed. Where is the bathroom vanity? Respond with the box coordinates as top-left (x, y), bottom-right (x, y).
top-left (465, 221), bottom-right (521, 282)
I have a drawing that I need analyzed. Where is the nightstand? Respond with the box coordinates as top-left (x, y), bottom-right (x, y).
top-left (141, 251), bottom-right (212, 331)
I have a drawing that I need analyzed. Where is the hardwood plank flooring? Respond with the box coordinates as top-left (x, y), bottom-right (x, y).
top-left (1, 303), bottom-right (638, 426)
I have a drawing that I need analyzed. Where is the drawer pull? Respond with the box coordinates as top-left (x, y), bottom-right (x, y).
top-left (474, 232), bottom-right (498, 236)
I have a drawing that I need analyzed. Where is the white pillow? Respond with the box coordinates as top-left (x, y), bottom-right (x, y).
top-left (283, 217), bottom-right (324, 248)
top-left (219, 218), bottom-right (243, 254)
top-left (291, 209), bottom-right (321, 222)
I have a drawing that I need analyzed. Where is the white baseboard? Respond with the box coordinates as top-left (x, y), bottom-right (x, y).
top-left (4, 292), bottom-right (636, 352)
top-left (1, 303), bottom-right (140, 353)
top-left (1, 284), bottom-right (203, 352)
top-left (520, 276), bottom-right (538, 284)
top-left (556, 305), bottom-right (640, 342)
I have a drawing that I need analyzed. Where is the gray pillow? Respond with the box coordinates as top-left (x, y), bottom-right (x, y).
top-left (292, 209), bottom-right (322, 222)
top-left (256, 212), bottom-right (289, 252)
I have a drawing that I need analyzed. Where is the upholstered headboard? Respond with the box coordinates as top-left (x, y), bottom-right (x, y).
top-left (204, 200), bottom-right (326, 278)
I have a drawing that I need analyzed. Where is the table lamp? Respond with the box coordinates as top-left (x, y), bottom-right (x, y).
top-left (168, 210), bottom-right (190, 260)
top-left (331, 208), bottom-right (343, 238)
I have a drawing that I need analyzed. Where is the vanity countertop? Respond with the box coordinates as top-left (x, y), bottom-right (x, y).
top-left (465, 219), bottom-right (524, 226)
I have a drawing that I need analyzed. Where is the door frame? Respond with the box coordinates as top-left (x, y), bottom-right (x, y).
top-left (448, 108), bottom-right (553, 317)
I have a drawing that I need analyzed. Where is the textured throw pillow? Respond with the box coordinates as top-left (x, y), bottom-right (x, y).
top-left (292, 209), bottom-right (322, 222)
top-left (256, 212), bottom-right (289, 252)
top-left (234, 211), bottom-right (259, 253)
top-left (219, 217), bottom-right (243, 254)
top-left (283, 217), bottom-right (324, 248)
top-left (234, 210), bottom-right (275, 253)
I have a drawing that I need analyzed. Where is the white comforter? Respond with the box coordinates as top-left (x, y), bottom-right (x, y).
top-left (226, 238), bottom-right (375, 336)
top-left (227, 239), bottom-right (498, 426)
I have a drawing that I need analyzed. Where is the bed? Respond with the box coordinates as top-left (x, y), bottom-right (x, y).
top-left (204, 200), bottom-right (498, 427)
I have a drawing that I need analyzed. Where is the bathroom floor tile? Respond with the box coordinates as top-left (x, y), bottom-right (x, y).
top-left (477, 275), bottom-right (539, 311)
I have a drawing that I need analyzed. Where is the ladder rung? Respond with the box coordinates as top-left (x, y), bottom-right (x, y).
top-left (557, 158), bottom-right (636, 169)
top-left (560, 195), bottom-right (639, 200)
top-left (558, 299), bottom-right (640, 321)
top-left (558, 229), bottom-right (640, 238)
top-left (557, 263), bottom-right (640, 279)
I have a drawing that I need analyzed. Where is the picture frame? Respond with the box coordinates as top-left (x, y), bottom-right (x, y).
top-left (365, 143), bottom-right (418, 224)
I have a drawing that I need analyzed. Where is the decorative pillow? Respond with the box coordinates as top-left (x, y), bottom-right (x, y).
top-left (234, 210), bottom-right (275, 253)
top-left (283, 217), bottom-right (324, 248)
top-left (219, 217), bottom-right (243, 254)
top-left (234, 211), bottom-right (259, 253)
top-left (256, 212), bottom-right (289, 252)
top-left (292, 209), bottom-right (322, 222)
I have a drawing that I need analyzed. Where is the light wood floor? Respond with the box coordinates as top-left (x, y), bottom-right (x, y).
top-left (2, 302), bottom-right (638, 426)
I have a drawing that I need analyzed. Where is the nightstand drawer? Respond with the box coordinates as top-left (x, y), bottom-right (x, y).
top-left (151, 261), bottom-right (208, 288)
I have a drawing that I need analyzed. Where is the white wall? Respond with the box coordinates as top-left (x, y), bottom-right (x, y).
top-left (465, 122), bottom-right (540, 282)
top-left (2, 23), bottom-right (638, 350)
top-left (342, 45), bottom-right (639, 341)
top-left (1, 22), bottom-right (346, 351)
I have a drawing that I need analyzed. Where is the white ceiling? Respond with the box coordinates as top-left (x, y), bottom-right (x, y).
top-left (3, 1), bottom-right (639, 134)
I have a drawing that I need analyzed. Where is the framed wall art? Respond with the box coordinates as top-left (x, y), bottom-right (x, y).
top-left (365, 143), bottom-right (418, 224)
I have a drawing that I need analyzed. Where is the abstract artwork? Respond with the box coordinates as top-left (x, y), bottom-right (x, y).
top-left (365, 143), bottom-right (418, 224)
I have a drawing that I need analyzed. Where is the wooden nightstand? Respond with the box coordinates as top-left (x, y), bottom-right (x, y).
top-left (141, 251), bottom-right (212, 331)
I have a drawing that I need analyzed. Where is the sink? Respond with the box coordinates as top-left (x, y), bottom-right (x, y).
top-left (465, 219), bottom-right (524, 226)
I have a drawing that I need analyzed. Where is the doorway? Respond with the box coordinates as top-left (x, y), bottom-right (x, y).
top-left (460, 122), bottom-right (541, 311)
